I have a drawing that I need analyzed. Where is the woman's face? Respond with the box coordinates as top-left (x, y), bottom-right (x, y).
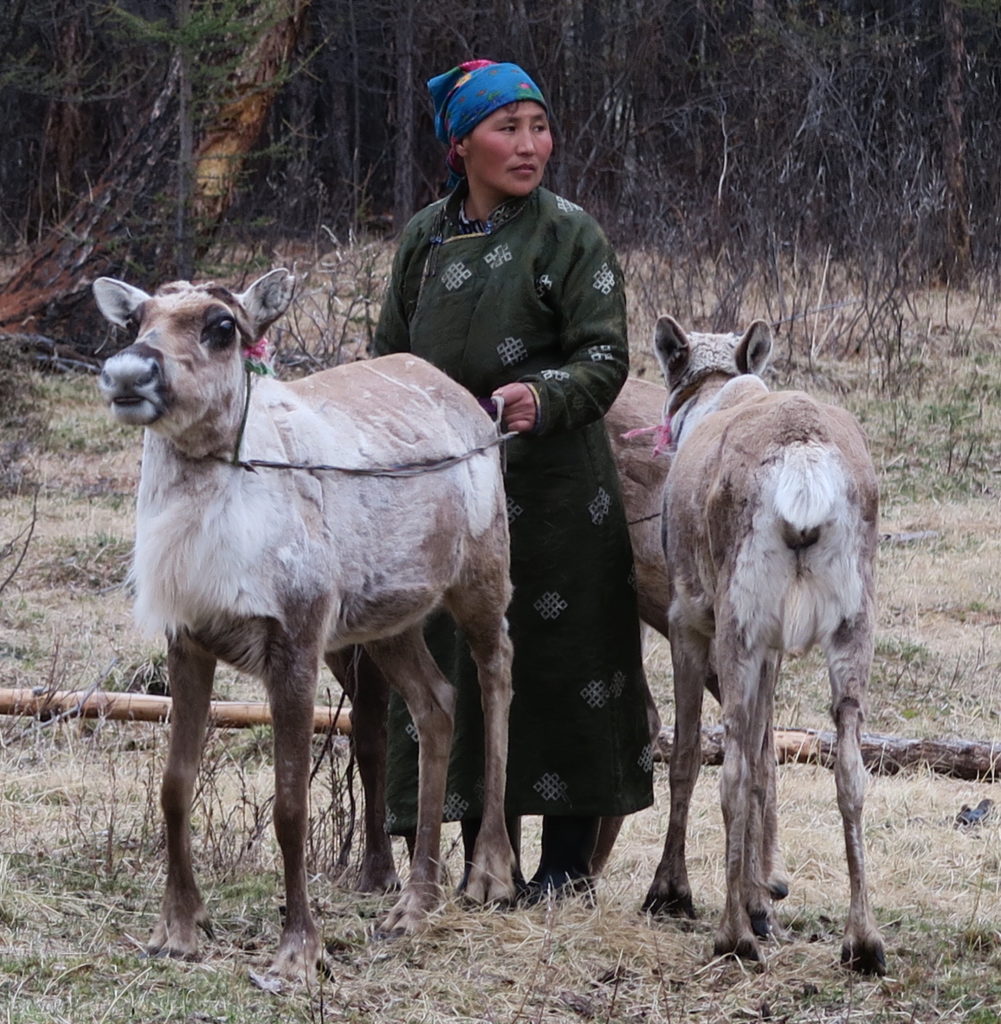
top-left (456, 101), bottom-right (553, 213)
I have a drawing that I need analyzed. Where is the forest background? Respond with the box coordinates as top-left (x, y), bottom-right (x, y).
top-left (1, 0), bottom-right (1000, 347)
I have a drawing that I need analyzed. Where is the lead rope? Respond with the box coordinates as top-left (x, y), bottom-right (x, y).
top-left (226, 366), bottom-right (516, 477)
top-left (232, 363), bottom-right (254, 465)
top-left (491, 393), bottom-right (509, 473)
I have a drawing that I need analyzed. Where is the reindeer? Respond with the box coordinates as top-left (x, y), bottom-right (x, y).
top-left (606, 377), bottom-right (674, 646)
top-left (643, 316), bottom-right (885, 975)
top-left (606, 377), bottom-right (781, 891)
top-left (93, 269), bottom-right (517, 981)
top-left (322, 376), bottom-right (674, 887)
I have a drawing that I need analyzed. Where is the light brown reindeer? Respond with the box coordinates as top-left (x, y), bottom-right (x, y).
top-left (643, 315), bottom-right (885, 975)
top-left (606, 377), bottom-right (674, 647)
top-left (606, 378), bottom-right (780, 887)
top-left (93, 269), bottom-right (517, 981)
top-left (325, 378), bottom-right (674, 887)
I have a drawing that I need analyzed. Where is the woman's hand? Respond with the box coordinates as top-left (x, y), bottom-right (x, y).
top-left (492, 382), bottom-right (539, 433)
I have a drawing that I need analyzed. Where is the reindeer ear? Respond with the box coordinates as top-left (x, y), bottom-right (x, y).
top-left (236, 268), bottom-right (295, 334)
top-left (735, 320), bottom-right (772, 376)
top-left (93, 277), bottom-right (151, 328)
top-left (653, 315), bottom-right (691, 385)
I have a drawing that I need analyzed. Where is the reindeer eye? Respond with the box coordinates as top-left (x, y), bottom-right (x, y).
top-left (202, 316), bottom-right (237, 350)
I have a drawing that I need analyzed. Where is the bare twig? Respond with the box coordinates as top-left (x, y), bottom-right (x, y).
top-left (0, 482), bottom-right (39, 595)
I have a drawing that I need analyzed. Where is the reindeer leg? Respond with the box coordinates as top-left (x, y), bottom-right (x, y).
top-left (450, 596), bottom-right (516, 906)
top-left (827, 615), bottom-right (886, 976)
top-left (760, 719), bottom-right (790, 903)
top-left (643, 623), bottom-right (707, 917)
top-left (326, 648), bottom-right (400, 893)
top-left (148, 632), bottom-right (215, 960)
top-left (366, 629), bottom-right (456, 936)
top-left (589, 817), bottom-right (624, 877)
top-left (713, 624), bottom-right (766, 964)
top-left (265, 641), bottom-right (322, 981)
top-left (744, 652), bottom-right (786, 942)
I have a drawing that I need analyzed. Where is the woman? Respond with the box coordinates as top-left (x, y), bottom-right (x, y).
top-left (373, 59), bottom-right (653, 898)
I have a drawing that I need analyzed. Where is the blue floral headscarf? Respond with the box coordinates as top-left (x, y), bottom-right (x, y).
top-left (427, 59), bottom-right (548, 186)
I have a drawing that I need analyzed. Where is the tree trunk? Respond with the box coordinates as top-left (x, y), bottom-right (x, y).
top-left (0, 687), bottom-right (351, 734)
top-left (31, 1), bottom-right (88, 230)
top-left (391, 0), bottom-right (415, 232)
top-left (939, 0), bottom-right (971, 286)
top-left (4, 685), bottom-right (998, 783)
top-left (190, 0), bottom-right (311, 235)
top-left (0, 58), bottom-right (182, 344)
top-left (347, 0), bottom-right (361, 234)
top-left (175, 0), bottom-right (195, 280)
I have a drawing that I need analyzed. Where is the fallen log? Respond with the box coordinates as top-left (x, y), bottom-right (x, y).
top-left (3, 688), bottom-right (998, 782)
top-left (0, 687), bottom-right (351, 735)
top-left (653, 725), bottom-right (1001, 782)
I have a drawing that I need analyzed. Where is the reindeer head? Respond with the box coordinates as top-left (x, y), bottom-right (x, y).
top-left (653, 315), bottom-right (773, 414)
top-left (94, 269), bottom-right (294, 452)
top-left (649, 316), bottom-right (774, 450)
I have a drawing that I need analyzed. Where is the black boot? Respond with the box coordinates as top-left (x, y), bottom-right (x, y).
top-left (458, 816), bottom-right (525, 895)
top-left (524, 815), bottom-right (599, 904)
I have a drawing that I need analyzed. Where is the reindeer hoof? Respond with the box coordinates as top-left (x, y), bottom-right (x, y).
top-left (146, 912), bottom-right (212, 961)
top-left (750, 909), bottom-right (772, 939)
top-left (355, 867), bottom-right (402, 894)
top-left (373, 915), bottom-right (411, 940)
top-left (642, 887), bottom-right (696, 919)
top-left (768, 877), bottom-right (790, 901)
top-left (462, 856), bottom-right (518, 906)
top-left (376, 886), bottom-right (437, 939)
top-left (373, 916), bottom-right (421, 942)
top-left (841, 938), bottom-right (887, 976)
top-left (713, 933), bottom-right (762, 964)
top-left (144, 945), bottom-right (201, 963)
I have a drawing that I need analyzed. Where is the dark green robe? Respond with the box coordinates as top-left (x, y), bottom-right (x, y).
top-left (373, 185), bottom-right (653, 829)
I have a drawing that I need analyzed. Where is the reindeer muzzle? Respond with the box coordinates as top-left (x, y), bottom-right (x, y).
top-left (99, 342), bottom-right (167, 425)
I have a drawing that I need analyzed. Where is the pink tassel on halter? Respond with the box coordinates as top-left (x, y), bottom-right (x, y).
top-left (243, 336), bottom-right (270, 361)
top-left (622, 419), bottom-right (672, 456)
top-left (242, 336), bottom-right (275, 378)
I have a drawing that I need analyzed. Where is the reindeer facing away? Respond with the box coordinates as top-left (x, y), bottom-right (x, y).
top-left (93, 269), bottom-right (517, 981)
top-left (643, 316), bottom-right (886, 975)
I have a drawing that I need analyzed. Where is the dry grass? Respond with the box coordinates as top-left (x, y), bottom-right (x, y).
top-left (1, 248), bottom-right (1001, 1022)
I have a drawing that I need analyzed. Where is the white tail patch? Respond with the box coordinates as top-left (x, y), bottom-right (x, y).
top-left (772, 443), bottom-right (841, 536)
top-left (763, 445), bottom-right (859, 653)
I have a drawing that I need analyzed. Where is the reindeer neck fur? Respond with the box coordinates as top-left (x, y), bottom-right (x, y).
top-left (132, 447), bottom-right (301, 641)
top-left (132, 376), bottom-right (333, 639)
top-left (669, 370), bottom-right (769, 450)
